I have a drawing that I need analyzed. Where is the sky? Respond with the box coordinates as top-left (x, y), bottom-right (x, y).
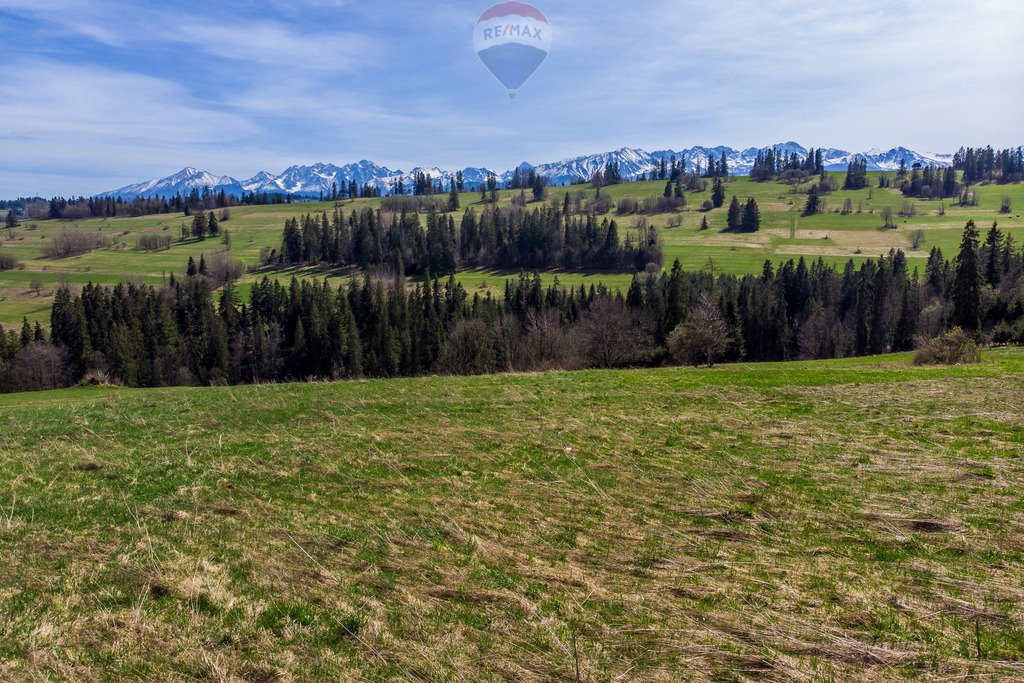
top-left (0, 0), bottom-right (1022, 197)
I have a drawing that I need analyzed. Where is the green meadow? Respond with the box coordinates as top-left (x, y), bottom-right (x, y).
top-left (2, 174), bottom-right (1023, 326)
top-left (1, 350), bottom-right (1022, 680)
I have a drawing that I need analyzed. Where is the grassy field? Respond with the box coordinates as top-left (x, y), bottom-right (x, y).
top-left (2, 174), bottom-right (1023, 325)
top-left (1, 350), bottom-right (1023, 680)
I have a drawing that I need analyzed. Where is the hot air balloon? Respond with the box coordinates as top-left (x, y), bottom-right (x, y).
top-left (473, 2), bottom-right (551, 100)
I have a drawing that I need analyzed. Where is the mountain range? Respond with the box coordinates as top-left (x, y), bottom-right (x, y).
top-left (98, 143), bottom-right (955, 199)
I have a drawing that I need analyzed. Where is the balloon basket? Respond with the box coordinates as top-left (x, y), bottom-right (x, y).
top-left (507, 91), bottom-right (518, 101)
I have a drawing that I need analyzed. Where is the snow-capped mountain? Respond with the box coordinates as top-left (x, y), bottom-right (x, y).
top-left (854, 147), bottom-right (954, 171)
top-left (98, 144), bottom-right (957, 199)
top-left (100, 167), bottom-right (245, 199)
top-left (502, 148), bottom-right (654, 187)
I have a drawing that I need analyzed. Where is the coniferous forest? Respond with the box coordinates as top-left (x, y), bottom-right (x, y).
top-left (273, 206), bottom-right (664, 275)
top-left (0, 220), bottom-right (1021, 393)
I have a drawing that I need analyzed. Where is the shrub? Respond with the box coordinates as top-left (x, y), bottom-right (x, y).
top-left (42, 229), bottom-right (111, 258)
top-left (588, 195), bottom-right (612, 215)
top-left (907, 229), bottom-right (926, 251)
top-left (137, 234), bottom-right (173, 251)
top-left (1000, 196), bottom-right (1012, 214)
top-left (0, 252), bottom-right (21, 270)
top-left (913, 328), bottom-right (981, 366)
top-left (993, 319), bottom-right (1024, 346)
top-left (640, 196), bottom-right (685, 215)
top-left (616, 198), bottom-right (640, 215)
top-left (205, 251), bottom-right (247, 287)
top-left (668, 295), bottom-right (731, 367)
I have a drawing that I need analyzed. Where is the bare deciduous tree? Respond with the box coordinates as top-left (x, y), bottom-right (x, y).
top-left (577, 298), bottom-right (654, 368)
top-left (668, 295), bottom-right (731, 367)
top-left (908, 229), bottom-right (926, 251)
top-left (518, 310), bottom-right (585, 372)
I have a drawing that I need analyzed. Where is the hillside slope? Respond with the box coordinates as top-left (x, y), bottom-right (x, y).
top-left (1, 351), bottom-right (1023, 680)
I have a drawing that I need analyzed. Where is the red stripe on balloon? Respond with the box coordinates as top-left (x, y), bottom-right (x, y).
top-left (478, 2), bottom-right (548, 23)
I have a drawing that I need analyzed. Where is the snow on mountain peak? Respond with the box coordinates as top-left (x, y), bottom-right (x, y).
top-left (98, 143), bottom-right (958, 199)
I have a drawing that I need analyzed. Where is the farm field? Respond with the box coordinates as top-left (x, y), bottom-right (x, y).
top-left (1, 174), bottom-right (1023, 326)
top-left (1, 350), bottom-right (1022, 680)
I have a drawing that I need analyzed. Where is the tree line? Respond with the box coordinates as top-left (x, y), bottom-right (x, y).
top-left (954, 146), bottom-right (1024, 184)
top-left (1, 221), bottom-right (1020, 393)
top-left (751, 147), bottom-right (827, 182)
top-left (274, 206), bottom-right (664, 275)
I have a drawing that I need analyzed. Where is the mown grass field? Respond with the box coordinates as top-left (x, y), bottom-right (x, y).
top-left (1, 350), bottom-right (1023, 681)
top-left (2, 174), bottom-right (1023, 326)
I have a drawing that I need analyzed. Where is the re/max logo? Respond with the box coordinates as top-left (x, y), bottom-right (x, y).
top-left (482, 24), bottom-right (544, 41)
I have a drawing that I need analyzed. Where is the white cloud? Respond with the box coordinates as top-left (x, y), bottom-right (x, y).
top-left (0, 59), bottom-right (264, 193)
top-left (164, 20), bottom-right (378, 72)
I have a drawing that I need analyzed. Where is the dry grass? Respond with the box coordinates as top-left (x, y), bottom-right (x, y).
top-left (0, 350), bottom-right (1023, 680)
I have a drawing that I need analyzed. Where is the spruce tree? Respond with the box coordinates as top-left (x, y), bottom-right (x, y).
top-left (740, 198), bottom-right (761, 233)
top-left (984, 222), bottom-right (1003, 286)
top-left (727, 196), bottom-right (742, 231)
top-left (711, 178), bottom-right (726, 208)
top-left (448, 184), bottom-right (460, 212)
top-left (804, 185), bottom-right (821, 216)
top-left (192, 211), bottom-right (208, 240)
top-left (952, 221), bottom-right (981, 331)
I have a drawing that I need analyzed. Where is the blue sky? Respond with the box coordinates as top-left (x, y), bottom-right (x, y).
top-left (1, 0), bottom-right (1021, 197)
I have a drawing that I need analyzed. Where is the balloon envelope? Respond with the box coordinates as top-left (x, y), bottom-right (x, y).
top-left (474, 2), bottom-right (551, 96)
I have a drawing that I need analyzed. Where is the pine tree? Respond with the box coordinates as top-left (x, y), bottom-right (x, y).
top-left (198, 254), bottom-right (208, 276)
top-left (727, 196), bottom-right (742, 231)
top-left (804, 185), bottom-right (821, 216)
top-left (192, 210), bottom-right (208, 240)
top-left (4, 210), bottom-right (18, 229)
top-left (984, 222), bottom-right (1003, 286)
top-left (448, 184), bottom-right (460, 212)
top-left (711, 178), bottom-right (726, 208)
top-left (20, 318), bottom-right (31, 347)
top-left (843, 158), bottom-right (868, 190)
top-left (952, 221), bottom-right (981, 331)
top-left (942, 167), bottom-right (958, 198)
top-left (740, 198), bottom-right (761, 233)
top-left (186, 256), bottom-right (197, 277)
top-left (208, 210), bottom-right (220, 236)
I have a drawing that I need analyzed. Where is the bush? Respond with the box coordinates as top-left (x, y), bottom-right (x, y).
top-left (588, 195), bottom-right (613, 215)
top-left (907, 229), bottom-right (926, 251)
top-left (640, 196), bottom-right (685, 215)
top-left (42, 229), bottom-right (111, 258)
top-left (668, 295), bottom-right (731, 367)
top-left (616, 197), bottom-right (640, 215)
top-left (137, 234), bottom-right (173, 251)
top-left (0, 252), bottom-right (21, 270)
top-left (992, 319), bottom-right (1024, 345)
top-left (912, 328), bottom-right (981, 366)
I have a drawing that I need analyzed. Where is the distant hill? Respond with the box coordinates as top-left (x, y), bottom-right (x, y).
top-left (98, 143), bottom-right (955, 199)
